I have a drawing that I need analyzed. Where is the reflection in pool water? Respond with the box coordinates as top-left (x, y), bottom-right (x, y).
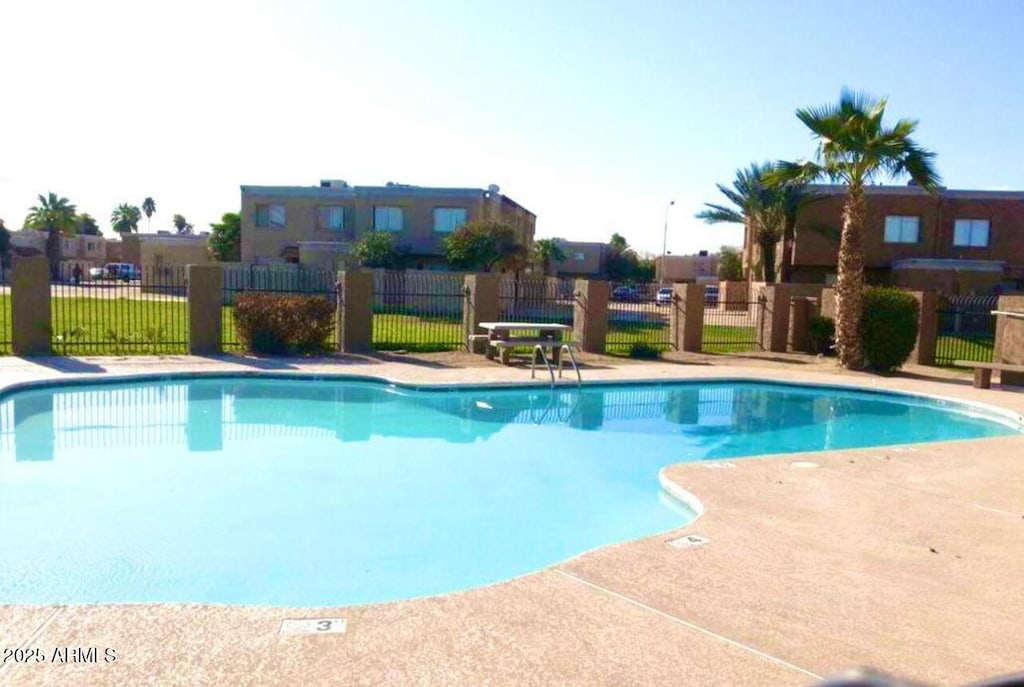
top-left (0, 377), bottom-right (1017, 605)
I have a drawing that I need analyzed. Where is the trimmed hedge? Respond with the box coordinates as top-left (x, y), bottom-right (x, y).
top-left (233, 293), bottom-right (335, 355)
top-left (807, 315), bottom-right (835, 355)
top-left (860, 287), bottom-right (919, 371)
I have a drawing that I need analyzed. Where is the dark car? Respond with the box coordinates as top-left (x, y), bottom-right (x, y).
top-left (611, 285), bottom-right (641, 302)
top-left (704, 285), bottom-right (719, 306)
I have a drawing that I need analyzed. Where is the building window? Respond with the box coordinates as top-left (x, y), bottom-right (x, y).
top-left (883, 216), bottom-right (919, 244)
top-left (574, 252), bottom-right (586, 261)
top-left (255, 203), bottom-right (286, 229)
top-left (953, 219), bottom-right (990, 247)
top-left (317, 205), bottom-right (345, 231)
top-left (86, 242), bottom-right (96, 251)
top-left (374, 206), bottom-right (403, 231)
top-left (432, 207), bottom-right (467, 233)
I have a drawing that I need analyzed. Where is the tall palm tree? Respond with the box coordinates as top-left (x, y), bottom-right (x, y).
top-left (532, 238), bottom-right (566, 275)
top-left (27, 192), bottom-right (77, 279)
top-left (142, 197), bottom-right (156, 231)
top-left (111, 204), bottom-right (142, 235)
top-left (771, 89), bottom-right (940, 369)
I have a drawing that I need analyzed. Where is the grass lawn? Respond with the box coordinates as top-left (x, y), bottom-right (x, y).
top-left (372, 312), bottom-right (463, 352)
top-left (935, 334), bottom-right (994, 365)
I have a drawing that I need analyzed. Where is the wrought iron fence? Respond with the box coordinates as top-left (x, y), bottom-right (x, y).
top-left (371, 271), bottom-right (466, 352)
top-left (605, 282), bottom-right (673, 354)
top-left (935, 294), bottom-right (997, 366)
top-left (498, 276), bottom-right (574, 324)
top-left (49, 263), bottom-right (189, 355)
top-left (702, 285), bottom-right (765, 353)
top-left (221, 265), bottom-right (338, 351)
top-left (0, 263), bottom-right (10, 354)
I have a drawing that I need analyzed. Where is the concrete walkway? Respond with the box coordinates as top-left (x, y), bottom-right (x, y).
top-left (0, 354), bottom-right (1021, 686)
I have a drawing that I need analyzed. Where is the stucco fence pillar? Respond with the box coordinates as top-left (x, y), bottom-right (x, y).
top-left (788, 297), bottom-right (819, 353)
top-left (11, 256), bottom-right (52, 356)
top-left (188, 265), bottom-right (223, 355)
top-left (337, 270), bottom-right (373, 354)
top-left (908, 290), bottom-right (939, 366)
top-left (573, 279), bottom-right (609, 354)
top-left (670, 283), bottom-right (704, 352)
top-left (462, 274), bottom-right (500, 353)
top-left (758, 284), bottom-right (824, 353)
top-left (994, 294), bottom-right (1024, 386)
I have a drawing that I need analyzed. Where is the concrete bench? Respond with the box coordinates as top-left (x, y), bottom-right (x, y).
top-left (953, 360), bottom-right (1024, 389)
top-left (488, 338), bottom-right (578, 365)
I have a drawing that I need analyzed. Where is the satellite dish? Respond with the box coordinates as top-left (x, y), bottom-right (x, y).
top-left (487, 184), bottom-right (500, 194)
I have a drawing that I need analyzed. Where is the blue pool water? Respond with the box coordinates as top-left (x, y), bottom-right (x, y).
top-left (0, 377), bottom-right (1018, 606)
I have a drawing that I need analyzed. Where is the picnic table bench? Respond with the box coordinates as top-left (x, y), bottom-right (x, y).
top-left (474, 322), bottom-right (576, 365)
top-left (954, 360), bottom-right (1024, 389)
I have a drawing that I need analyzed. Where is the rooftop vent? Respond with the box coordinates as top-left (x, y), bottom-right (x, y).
top-left (320, 179), bottom-right (349, 188)
top-left (488, 184), bottom-right (500, 194)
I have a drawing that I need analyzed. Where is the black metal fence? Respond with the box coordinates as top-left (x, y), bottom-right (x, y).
top-left (221, 265), bottom-right (338, 351)
top-left (702, 286), bottom-right (765, 353)
top-left (605, 282), bottom-right (673, 354)
top-left (0, 263), bottom-right (10, 354)
top-left (371, 271), bottom-right (466, 352)
top-left (498, 276), bottom-right (574, 325)
top-left (49, 264), bottom-right (189, 355)
top-left (935, 294), bottom-right (997, 366)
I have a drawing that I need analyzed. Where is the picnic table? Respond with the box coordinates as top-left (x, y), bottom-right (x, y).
top-left (475, 322), bottom-right (574, 365)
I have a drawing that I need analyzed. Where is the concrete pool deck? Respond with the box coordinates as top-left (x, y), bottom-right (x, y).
top-left (0, 352), bottom-right (1021, 686)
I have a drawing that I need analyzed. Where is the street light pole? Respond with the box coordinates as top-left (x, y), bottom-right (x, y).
top-left (660, 200), bottom-right (675, 283)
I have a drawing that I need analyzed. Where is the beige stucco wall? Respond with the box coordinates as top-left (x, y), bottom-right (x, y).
top-left (240, 186), bottom-right (536, 267)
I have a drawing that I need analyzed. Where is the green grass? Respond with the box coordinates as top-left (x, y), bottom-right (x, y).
top-left (701, 325), bottom-right (759, 354)
top-left (935, 334), bottom-right (994, 366)
top-left (372, 312), bottom-right (463, 352)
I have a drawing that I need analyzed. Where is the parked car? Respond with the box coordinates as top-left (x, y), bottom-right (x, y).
top-left (94, 262), bottom-right (140, 282)
top-left (704, 285), bottom-right (720, 306)
top-left (611, 285), bottom-right (641, 302)
top-left (656, 287), bottom-right (673, 305)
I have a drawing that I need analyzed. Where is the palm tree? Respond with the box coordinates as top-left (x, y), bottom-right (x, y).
top-left (142, 197), bottom-right (156, 231)
top-left (771, 89), bottom-right (940, 369)
top-left (111, 204), bottom-right (142, 235)
top-left (532, 238), bottom-right (566, 275)
top-left (697, 164), bottom-right (776, 283)
top-left (27, 192), bottom-right (77, 279)
top-left (172, 214), bottom-right (193, 234)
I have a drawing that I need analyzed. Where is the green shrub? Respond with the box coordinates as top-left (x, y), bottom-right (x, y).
top-left (807, 316), bottom-right (835, 355)
top-left (860, 287), bottom-right (919, 371)
top-left (233, 293), bottom-right (335, 355)
top-left (628, 342), bottom-right (661, 359)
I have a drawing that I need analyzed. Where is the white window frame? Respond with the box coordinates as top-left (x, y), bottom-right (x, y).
top-left (883, 215), bottom-right (919, 244)
top-left (255, 203), bottom-right (286, 229)
top-left (574, 252), bottom-right (586, 261)
top-left (432, 207), bottom-right (468, 233)
top-left (317, 205), bottom-right (345, 231)
top-left (953, 219), bottom-right (990, 247)
top-left (374, 206), bottom-right (403, 232)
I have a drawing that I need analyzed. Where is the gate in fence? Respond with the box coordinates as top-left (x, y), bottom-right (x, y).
top-left (935, 294), bottom-right (997, 366)
top-left (701, 285), bottom-right (765, 353)
top-left (605, 282), bottom-right (673, 354)
top-left (371, 271), bottom-right (466, 352)
top-left (49, 263), bottom-right (190, 355)
top-left (221, 265), bottom-right (338, 351)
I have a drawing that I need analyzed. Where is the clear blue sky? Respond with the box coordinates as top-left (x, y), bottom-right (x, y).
top-left (2, 0), bottom-right (1022, 255)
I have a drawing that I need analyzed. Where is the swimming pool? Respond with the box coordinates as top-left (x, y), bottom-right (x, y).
top-left (0, 376), bottom-right (1018, 606)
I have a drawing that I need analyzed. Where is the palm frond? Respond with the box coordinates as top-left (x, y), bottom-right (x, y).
top-left (695, 204), bottom-right (744, 224)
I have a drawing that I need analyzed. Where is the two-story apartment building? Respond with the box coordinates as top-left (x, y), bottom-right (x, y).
top-left (240, 180), bottom-right (536, 270)
top-left (9, 230), bottom-right (107, 269)
top-left (745, 184), bottom-right (1024, 294)
top-left (548, 239), bottom-right (611, 277)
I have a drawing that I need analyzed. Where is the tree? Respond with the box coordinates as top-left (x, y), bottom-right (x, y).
top-left (111, 203), bottom-right (142, 235)
top-left (27, 192), bottom-right (77, 279)
top-left (610, 233), bottom-right (629, 253)
top-left (208, 212), bottom-right (241, 262)
top-left (771, 89), bottom-right (940, 369)
top-left (172, 214), bottom-right (193, 234)
top-left (75, 213), bottom-right (101, 236)
top-left (602, 232), bottom-right (645, 282)
top-left (142, 197), bottom-right (156, 231)
top-left (353, 231), bottom-right (401, 268)
top-left (718, 246), bottom-right (743, 281)
top-left (443, 220), bottom-right (524, 272)
top-left (696, 163), bottom-right (810, 284)
top-left (531, 238), bottom-right (566, 275)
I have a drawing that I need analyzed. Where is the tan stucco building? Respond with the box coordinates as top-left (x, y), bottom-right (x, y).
top-left (655, 253), bottom-right (718, 284)
top-left (549, 240), bottom-right (611, 277)
top-left (240, 180), bottom-right (536, 270)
